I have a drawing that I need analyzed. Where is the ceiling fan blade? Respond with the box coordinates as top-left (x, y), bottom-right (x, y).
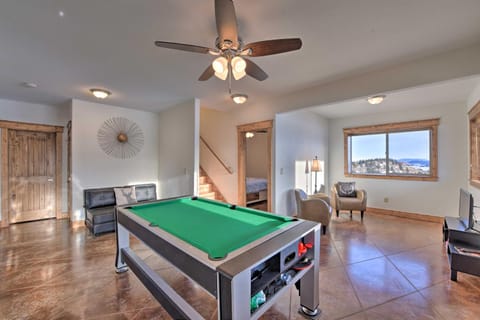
top-left (245, 58), bottom-right (268, 81)
top-left (215, 0), bottom-right (239, 48)
top-left (154, 41), bottom-right (211, 54)
top-left (198, 65), bottom-right (215, 81)
top-left (243, 38), bottom-right (302, 57)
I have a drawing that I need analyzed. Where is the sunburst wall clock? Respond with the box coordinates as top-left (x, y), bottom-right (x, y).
top-left (97, 117), bottom-right (144, 159)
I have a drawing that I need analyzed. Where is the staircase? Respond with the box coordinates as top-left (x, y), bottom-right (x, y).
top-left (199, 168), bottom-right (226, 202)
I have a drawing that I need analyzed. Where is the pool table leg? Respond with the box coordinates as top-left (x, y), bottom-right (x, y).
top-left (299, 227), bottom-right (320, 318)
top-left (115, 223), bottom-right (130, 273)
top-left (218, 269), bottom-right (251, 320)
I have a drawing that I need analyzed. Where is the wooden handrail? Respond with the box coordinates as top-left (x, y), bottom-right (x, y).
top-left (200, 136), bottom-right (233, 174)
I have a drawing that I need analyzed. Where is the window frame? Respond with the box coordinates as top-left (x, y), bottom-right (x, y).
top-left (469, 100), bottom-right (480, 188)
top-left (343, 118), bottom-right (439, 181)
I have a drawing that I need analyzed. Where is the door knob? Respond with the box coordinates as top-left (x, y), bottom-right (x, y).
top-left (11, 193), bottom-right (16, 200)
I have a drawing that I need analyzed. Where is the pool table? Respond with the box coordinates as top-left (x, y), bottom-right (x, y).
top-left (115, 196), bottom-right (320, 319)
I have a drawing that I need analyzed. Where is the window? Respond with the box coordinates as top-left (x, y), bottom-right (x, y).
top-left (344, 119), bottom-right (439, 181)
top-left (469, 100), bottom-right (480, 188)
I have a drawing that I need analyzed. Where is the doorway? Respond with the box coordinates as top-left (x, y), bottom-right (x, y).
top-left (237, 120), bottom-right (273, 212)
top-left (1, 120), bottom-right (63, 227)
top-left (8, 130), bottom-right (56, 223)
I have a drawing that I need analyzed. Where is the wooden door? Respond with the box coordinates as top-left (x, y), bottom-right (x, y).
top-left (8, 130), bottom-right (56, 223)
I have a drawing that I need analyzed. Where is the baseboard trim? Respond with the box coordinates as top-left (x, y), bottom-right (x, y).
top-left (70, 220), bottom-right (85, 228)
top-left (0, 218), bottom-right (8, 228)
top-left (367, 207), bottom-right (443, 223)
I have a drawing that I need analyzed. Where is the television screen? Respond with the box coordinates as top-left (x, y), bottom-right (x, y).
top-left (459, 188), bottom-right (474, 229)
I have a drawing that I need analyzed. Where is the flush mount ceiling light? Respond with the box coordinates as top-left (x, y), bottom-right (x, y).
top-left (22, 82), bottom-right (38, 88)
top-left (90, 88), bottom-right (111, 99)
top-left (367, 94), bottom-right (386, 105)
top-left (231, 93), bottom-right (248, 104)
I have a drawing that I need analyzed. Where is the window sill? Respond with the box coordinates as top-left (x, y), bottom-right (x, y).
top-left (345, 173), bottom-right (438, 182)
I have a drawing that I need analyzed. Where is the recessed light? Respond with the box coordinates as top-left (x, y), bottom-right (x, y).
top-left (22, 82), bottom-right (38, 88)
top-left (367, 94), bottom-right (386, 105)
top-left (58, 11), bottom-right (65, 17)
top-left (90, 88), bottom-right (111, 99)
top-left (231, 93), bottom-right (248, 104)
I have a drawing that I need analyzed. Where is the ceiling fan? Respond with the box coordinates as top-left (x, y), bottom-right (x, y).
top-left (154, 0), bottom-right (302, 82)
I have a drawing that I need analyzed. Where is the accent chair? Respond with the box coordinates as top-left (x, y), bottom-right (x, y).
top-left (294, 189), bottom-right (332, 234)
top-left (331, 182), bottom-right (367, 219)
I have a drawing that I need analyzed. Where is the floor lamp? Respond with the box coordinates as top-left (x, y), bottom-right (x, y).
top-left (304, 160), bottom-right (310, 193)
top-left (311, 156), bottom-right (321, 193)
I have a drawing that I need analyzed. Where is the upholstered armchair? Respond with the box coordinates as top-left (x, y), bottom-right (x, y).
top-left (331, 182), bottom-right (367, 219)
top-left (294, 189), bottom-right (332, 234)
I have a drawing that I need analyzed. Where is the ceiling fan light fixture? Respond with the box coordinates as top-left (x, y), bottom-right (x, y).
top-left (231, 56), bottom-right (247, 80)
top-left (153, 0), bottom-right (302, 84)
top-left (232, 69), bottom-right (246, 80)
top-left (212, 56), bottom-right (228, 80)
top-left (231, 56), bottom-right (246, 73)
top-left (90, 88), bottom-right (111, 99)
top-left (212, 56), bottom-right (227, 71)
top-left (232, 93), bottom-right (248, 104)
top-left (367, 94), bottom-right (386, 105)
top-left (215, 69), bottom-right (228, 80)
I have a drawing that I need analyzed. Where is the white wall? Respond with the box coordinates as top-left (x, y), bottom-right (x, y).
top-left (329, 103), bottom-right (468, 217)
top-left (0, 98), bottom-right (71, 221)
top-left (275, 110), bottom-right (329, 216)
top-left (246, 133), bottom-right (268, 178)
top-left (0, 98), bottom-right (70, 125)
top-left (157, 99), bottom-right (199, 199)
top-left (200, 108), bottom-right (329, 214)
top-left (467, 83), bottom-right (480, 204)
top-left (200, 108), bottom-right (237, 203)
top-left (71, 99), bottom-right (159, 221)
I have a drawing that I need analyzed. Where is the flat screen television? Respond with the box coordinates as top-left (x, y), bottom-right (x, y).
top-left (459, 188), bottom-right (475, 230)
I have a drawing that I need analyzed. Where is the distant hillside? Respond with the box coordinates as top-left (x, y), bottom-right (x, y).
top-left (398, 158), bottom-right (430, 167)
top-left (351, 158), bottom-right (430, 175)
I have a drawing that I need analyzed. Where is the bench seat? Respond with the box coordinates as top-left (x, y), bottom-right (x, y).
top-left (84, 184), bottom-right (156, 236)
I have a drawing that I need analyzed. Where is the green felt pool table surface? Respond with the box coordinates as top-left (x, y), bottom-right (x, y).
top-left (128, 197), bottom-right (294, 260)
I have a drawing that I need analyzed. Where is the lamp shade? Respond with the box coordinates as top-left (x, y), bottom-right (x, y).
top-left (231, 56), bottom-right (246, 80)
top-left (311, 156), bottom-right (321, 172)
top-left (212, 57), bottom-right (228, 80)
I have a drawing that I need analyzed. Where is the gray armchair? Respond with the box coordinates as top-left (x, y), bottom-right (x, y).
top-left (331, 182), bottom-right (367, 219)
top-left (294, 189), bottom-right (332, 234)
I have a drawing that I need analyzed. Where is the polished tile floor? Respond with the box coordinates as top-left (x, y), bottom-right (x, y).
top-left (1, 212), bottom-right (480, 319)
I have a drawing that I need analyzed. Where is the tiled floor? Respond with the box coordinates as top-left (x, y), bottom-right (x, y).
top-left (1, 212), bottom-right (480, 319)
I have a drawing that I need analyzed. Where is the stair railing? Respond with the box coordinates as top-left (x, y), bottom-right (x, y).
top-left (200, 136), bottom-right (234, 174)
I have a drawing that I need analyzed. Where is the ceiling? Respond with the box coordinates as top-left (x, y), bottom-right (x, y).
top-left (1, 0), bottom-right (480, 113)
top-left (309, 76), bottom-right (480, 119)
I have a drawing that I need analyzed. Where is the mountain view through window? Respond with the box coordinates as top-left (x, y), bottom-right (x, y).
top-left (350, 130), bottom-right (430, 176)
